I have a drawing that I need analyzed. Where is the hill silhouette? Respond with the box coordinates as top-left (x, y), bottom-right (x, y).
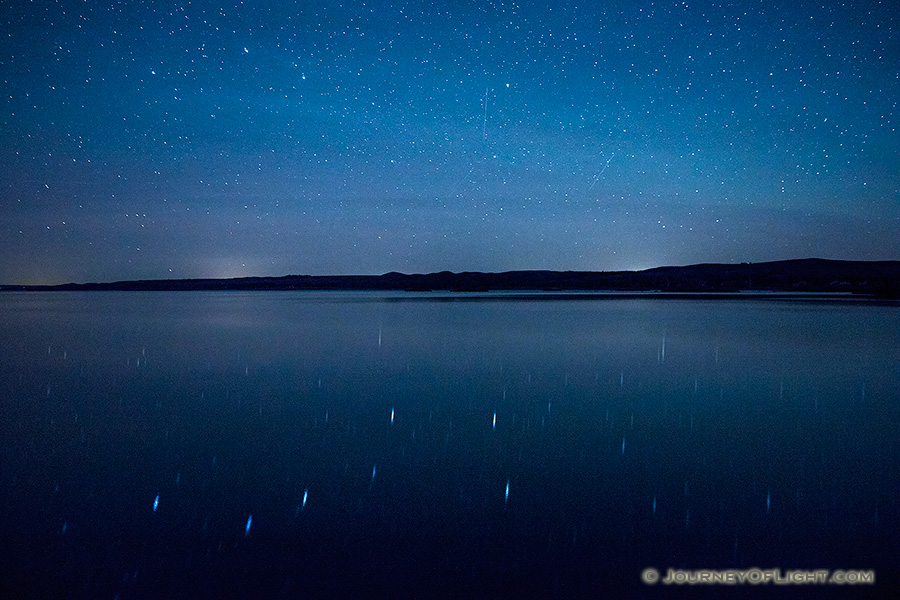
top-left (4, 259), bottom-right (898, 297)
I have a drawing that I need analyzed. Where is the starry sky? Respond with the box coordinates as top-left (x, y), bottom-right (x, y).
top-left (2, 0), bottom-right (898, 284)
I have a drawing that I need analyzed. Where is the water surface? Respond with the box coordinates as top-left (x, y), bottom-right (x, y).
top-left (0, 292), bottom-right (897, 598)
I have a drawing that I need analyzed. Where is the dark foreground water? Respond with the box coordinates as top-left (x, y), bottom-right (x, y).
top-left (0, 291), bottom-right (897, 599)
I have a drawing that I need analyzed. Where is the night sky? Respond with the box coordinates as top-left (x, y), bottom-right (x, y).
top-left (2, 0), bottom-right (898, 284)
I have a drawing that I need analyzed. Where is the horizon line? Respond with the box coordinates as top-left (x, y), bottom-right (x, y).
top-left (3, 257), bottom-right (899, 289)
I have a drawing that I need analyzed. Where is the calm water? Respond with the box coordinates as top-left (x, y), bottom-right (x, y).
top-left (0, 291), bottom-right (897, 599)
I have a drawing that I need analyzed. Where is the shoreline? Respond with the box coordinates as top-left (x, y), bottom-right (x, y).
top-left (2, 259), bottom-right (898, 297)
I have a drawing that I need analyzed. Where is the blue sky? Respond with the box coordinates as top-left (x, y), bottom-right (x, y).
top-left (2, 0), bottom-right (898, 283)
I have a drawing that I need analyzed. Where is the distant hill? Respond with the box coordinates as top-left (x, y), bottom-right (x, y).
top-left (3, 259), bottom-right (899, 297)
